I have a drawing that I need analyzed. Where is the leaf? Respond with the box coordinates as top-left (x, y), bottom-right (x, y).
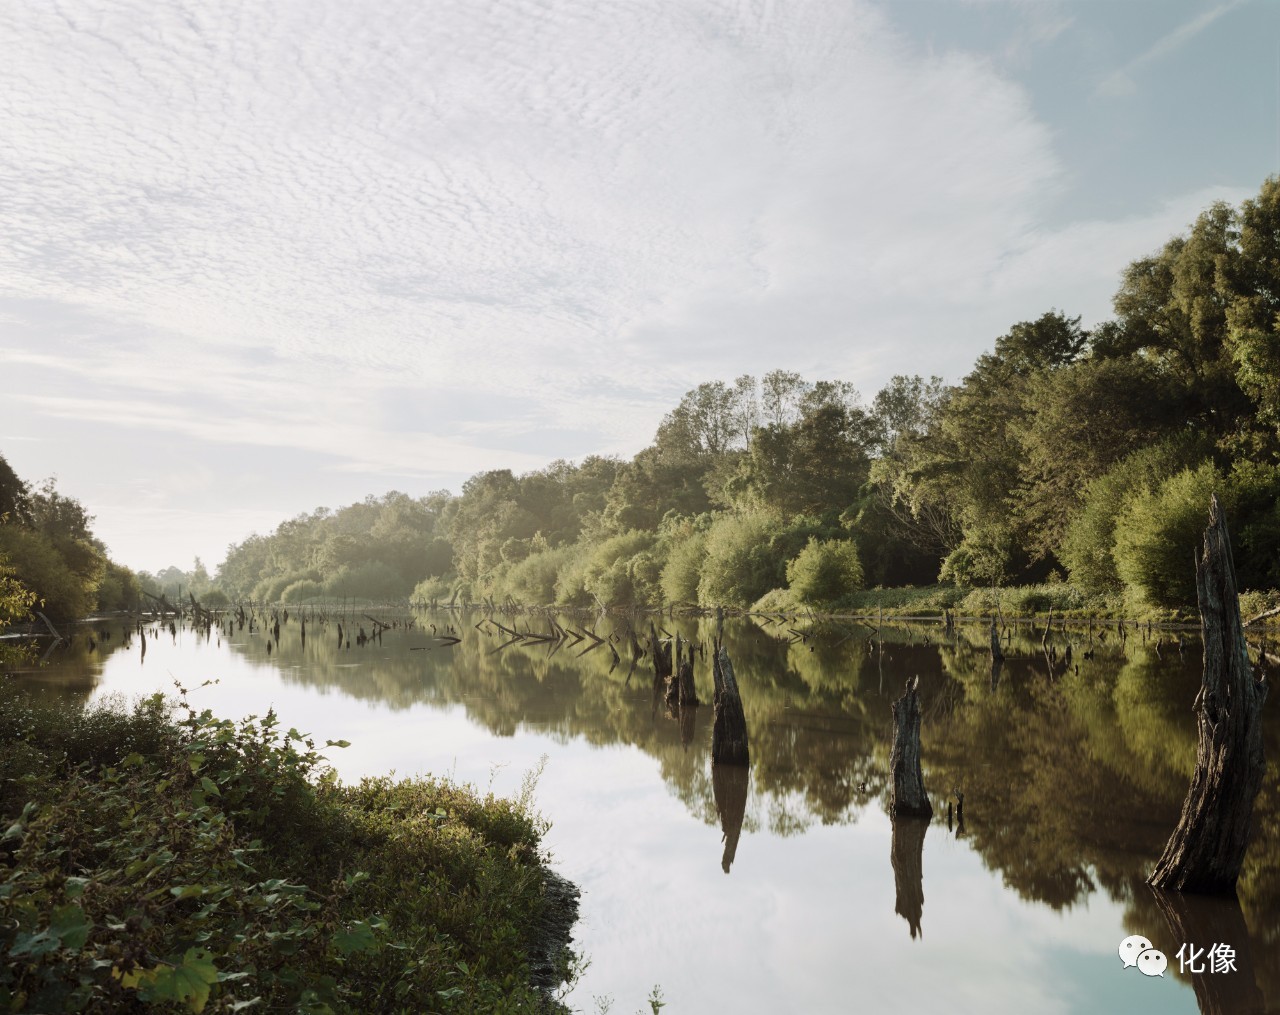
top-left (324, 739), bottom-right (351, 748)
top-left (200, 776), bottom-right (221, 797)
top-left (141, 949), bottom-right (219, 1014)
top-left (188, 753), bottom-right (206, 774)
top-left (63, 876), bottom-right (89, 899)
top-left (170, 885), bottom-right (208, 900)
top-left (331, 920), bottom-right (379, 956)
top-left (50, 904), bottom-right (91, 951)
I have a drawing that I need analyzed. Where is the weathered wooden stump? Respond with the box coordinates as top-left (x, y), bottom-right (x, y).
top-left (890, 677), bottom-right (933, 818)
top-left (1148, 495), bottom-right (1268, 894)
top-left (891, 816), bottom-right (928, 939)
top-left (989, 616), bottom-right (1004, 661)
top-left (649, 623), bottom-right (672, 682)
top-left (711, 646), bottom-right (749, 766)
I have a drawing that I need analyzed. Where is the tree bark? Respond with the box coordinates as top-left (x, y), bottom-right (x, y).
top-left (890, 677), bottom-right (933, 817)
top-left (1148, 494), bottom-right (1269, 893)
top-left (711, 646), bottom-right (749, 766)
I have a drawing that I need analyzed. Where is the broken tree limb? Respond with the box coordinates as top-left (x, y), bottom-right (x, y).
top-left (889, 676), bottom-right (933, 818)
top-left (1148, 494), bottom-right (1269, 894)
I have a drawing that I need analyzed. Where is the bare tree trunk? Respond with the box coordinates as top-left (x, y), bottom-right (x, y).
top-left (1148, 495), bottom-right (1269, 894)
top-left (890, 677), bottom-right (933, 818)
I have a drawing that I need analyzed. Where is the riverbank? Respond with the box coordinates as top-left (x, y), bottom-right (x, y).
top-left (0, 684), bottom-right (578, 1014)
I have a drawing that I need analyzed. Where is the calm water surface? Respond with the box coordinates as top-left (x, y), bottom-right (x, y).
top-left (15, 612), bottom-right (1280, 1015)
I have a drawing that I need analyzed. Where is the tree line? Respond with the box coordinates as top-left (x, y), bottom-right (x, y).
top-left (6, 177), bottom-right (1280, 621)
top-left (215, 178), bottom-right (1280, 614)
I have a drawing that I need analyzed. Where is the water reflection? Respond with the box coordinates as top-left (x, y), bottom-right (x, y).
top-left (11, 610), bottom-right (1280, 1014)
top-left (891, 817), bottom-right (928, 939)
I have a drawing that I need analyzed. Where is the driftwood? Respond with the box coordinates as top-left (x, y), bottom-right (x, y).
top-left (889, 677), bottom-right (932, 817)
top-left (711, 646), bottom-right (749, 766)
top-left (891, 817), bottom-right (928, 939)
top-left (1148, 495), bottom-right (1268, 894)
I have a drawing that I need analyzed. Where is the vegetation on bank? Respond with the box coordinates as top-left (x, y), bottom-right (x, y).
top-left (0, 685), bottom-right (573, 1014)
top-left (195, 179), bottom-right (1280, 618)
top-left (4, 179), bottom-right (1280, 623)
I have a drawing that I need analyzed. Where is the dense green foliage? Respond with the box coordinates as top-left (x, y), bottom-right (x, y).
top-left (191, 178), bottom-right (1280, 611)
top-left (0, 685), bottom-right (569, 1013)
top-left (0, 460), bottom-right (143, 624)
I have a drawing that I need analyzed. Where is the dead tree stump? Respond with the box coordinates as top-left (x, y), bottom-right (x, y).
top-left (1148, 494), bottom-right (1269, 894)
top-left (711, 646), bottom-right (749, 766)
top-left (890, 677), bottom-right (933, 818)
top-left (989, 617), bottom-right (1004, 661)
top-left (649, 623), bottom-right (672, 683)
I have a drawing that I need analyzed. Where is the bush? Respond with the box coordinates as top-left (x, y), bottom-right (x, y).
top-left (324, 561), bottom-right (406, 601)
top-left (502, 545), bottom-right (574, 605)
top-left (0, 525), bottom-right (97, 621)
top-left (411, 574), bottom-right (455, 604)
top-left (281, 578), bottom-right (325, 603)
top-left (697, 512), bottom-right (783, 608)
top-left (1060, 437), bottom-right (1209, 594)
top-left (1112, 460), bottom-right (1280, 608)
top-left (785, 537), bottom-right (863, 607)
top-left (660, 531), bottom-right (707, 605)
top-left (0, 686), bottom-right (571, 1013)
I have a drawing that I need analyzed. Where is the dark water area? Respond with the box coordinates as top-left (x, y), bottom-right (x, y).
top-left (12, 611), bottom-right (1280, 1014)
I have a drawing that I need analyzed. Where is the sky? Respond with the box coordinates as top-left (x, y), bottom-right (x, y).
top-left (1, 0), bottom-right (1277, 574)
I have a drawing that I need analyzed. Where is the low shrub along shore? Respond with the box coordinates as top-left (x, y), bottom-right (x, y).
top-left (0, 684), bottom-right (577, 1014)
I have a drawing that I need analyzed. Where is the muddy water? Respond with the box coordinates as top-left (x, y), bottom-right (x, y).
top-left (15, 612), bottom-right (1280, 1014)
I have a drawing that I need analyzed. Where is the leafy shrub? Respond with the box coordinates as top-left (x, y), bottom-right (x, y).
top-left (324, 561), bottom-right (406, 601)
top-left (0, 526), bottom-right (97, 621)
top-left (785, 537), bottom-right (863, 607)
top-left (697, 512), bottom-right (785, 608)
top-left (0, 685), bottom-right (571, 1013)
top-left (1060, 437), bottom-right (1208, 594)
top-left (502, 545), bottom-right (575, 605)
top-left (412, 574), bottom-right (455, 604)
top-left (281, 578), bottom-right (325, 603)
top-left (659, 531), bottom-right (707, 605)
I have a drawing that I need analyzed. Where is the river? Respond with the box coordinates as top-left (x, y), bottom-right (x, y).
top-left (13, 610), bottom-right (1279, 1014)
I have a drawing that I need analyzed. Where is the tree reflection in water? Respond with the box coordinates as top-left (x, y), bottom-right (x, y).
top-left (23, 611), bottom-right (1280, 1010)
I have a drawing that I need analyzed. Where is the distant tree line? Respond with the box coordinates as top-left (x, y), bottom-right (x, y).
top-left (0, 458), bottom-right (144, 621)
top-left (7, 179), bottom-right (1280, 621)
top-left (214, 179), bottom-right (1280, 613)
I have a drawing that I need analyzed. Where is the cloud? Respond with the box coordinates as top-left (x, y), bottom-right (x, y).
top-left (1096, 0), bottom-right (1246, 97)
top-left (0, 0), bottom-right (1250, 567)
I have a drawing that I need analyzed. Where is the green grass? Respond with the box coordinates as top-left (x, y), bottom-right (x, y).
top-left (0, 684), bottom-right (574, 1014)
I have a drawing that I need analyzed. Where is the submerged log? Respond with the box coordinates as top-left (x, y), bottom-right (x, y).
top-left (891, 816), bottom-right (928, 939)
top-left (889, 677), bottom-right (933, 818)
top-left (1148, 495), bottom-right (1268, 894)
top-left (711, 646), bottom-right (749, 766)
